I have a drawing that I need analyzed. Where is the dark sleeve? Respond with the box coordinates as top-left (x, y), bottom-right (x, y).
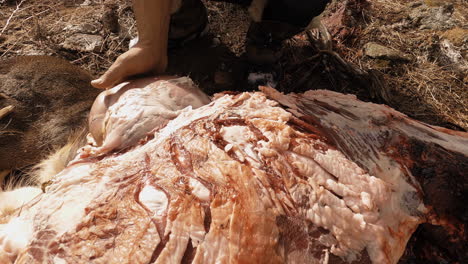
top-left (263, 0), bottom-right (330, 27)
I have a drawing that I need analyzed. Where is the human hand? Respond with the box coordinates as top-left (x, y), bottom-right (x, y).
top-left (91, 42), bottom-right (168, 89)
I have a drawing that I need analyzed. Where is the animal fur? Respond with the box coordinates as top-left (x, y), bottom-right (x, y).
top-left (0, 56), bottom-right (98, 172)
top-left (0, 129), bottom-right (88, 217)
top-left (0, 187), bottom-right (42, 217)
top-left (29, 128), bottom-right (88, 185)
top-left (0, 56), bottom-right (96, 217)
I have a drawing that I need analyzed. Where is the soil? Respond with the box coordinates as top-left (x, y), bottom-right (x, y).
top-left (0, 0), bottom-right (466, 130)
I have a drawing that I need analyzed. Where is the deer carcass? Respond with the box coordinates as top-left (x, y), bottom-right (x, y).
top-left (0, 75), bottom-right (210, 216)
top-left (0, 78), bottom-right (466, 264)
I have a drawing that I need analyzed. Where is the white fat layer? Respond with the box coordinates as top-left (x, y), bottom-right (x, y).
top-left (192, 199), bottom-right (233, 264)
top-left (167, 92), bottom-right (423, 263)
top-left (156, 201), bottom-right (204, 264)
top-left (0, 218), bottom-right (34, 262)
top-left (0, 174), bottom-right (100, 263)
top-left (89, 77), bottom-right (210, 155)
top-left (189, 178), bottom-right (210, 202)
top-left (287, 142), bottom-right (422, 263)
top-left (221, 125), bottom-right (252, 144)
top-left (139, 185), bottom-right (168, 216)
top-left (138, 93), bottom-right (245, 153)
top-left (41, 163), bottom-right (101, 235)
top-left (53, 256), bottom-right (67, 264)
top-left (261, 88), bottom-right (430, 263)
top-left (211, 94), bottom-right (423, 263)
top-left (220, 125), bottom-right (262, 167)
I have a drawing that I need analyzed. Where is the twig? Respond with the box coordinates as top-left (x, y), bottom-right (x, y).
top-left (21, 8), bottom-right (52, 24)
top-left (0, 35), bottom-right (24, 57)
top-left (71, 53), bottom-right (91, 64)
top-left (0, 0), bottom-right (27, 37)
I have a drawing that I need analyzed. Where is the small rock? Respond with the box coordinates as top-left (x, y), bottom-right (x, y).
top-left (61, 33), bottom-right (103, 52)
top-left (80, 0), bottom-right (96, 6)
top-left (63, 23), bottom-right (101, 34)
top-left (101, 3), bottom-right (119, 33)
top-left (364, 42), bottom-right (412, 62)
top-left (408, 2), bottom-right (457, 30)
top-left (439, 39), bottom-right (467, 71)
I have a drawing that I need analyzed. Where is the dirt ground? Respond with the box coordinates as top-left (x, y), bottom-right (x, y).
top-left (0, 0), bottom-right (466, 130)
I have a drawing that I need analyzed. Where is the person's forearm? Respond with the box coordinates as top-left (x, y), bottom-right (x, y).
top-left (91, 0), bottom-right (173, 88)
top-left (133, 0), bottom-right (172, 50)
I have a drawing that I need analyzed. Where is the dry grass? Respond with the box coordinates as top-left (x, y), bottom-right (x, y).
top-left (0, 0), bottom-right (466, 129)
top-left (0, 0), bottom-right (135, 76)
top-left (343, 0), bottom-right (467, 129)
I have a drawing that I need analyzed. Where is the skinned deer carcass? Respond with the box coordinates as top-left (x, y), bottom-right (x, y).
top-left (87, 76), bottom-right (210, 156)
top-left (0, 80), bottom-right (466, 263)
top-left (0, 76), bottom-right (211, 217)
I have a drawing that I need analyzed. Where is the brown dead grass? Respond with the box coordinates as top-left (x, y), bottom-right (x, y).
top-left (0, 0), bottom-right (466, 129)
top-left (0, 0), bottom-right (135, 75)
top-left (343, 0), bottom-right (467, 129)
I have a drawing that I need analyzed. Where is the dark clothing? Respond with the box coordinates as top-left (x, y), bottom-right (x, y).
top-left (171, 0), bottom-right (330, 41)
top-left (263, 0), bottom-right (330, 27)
top-left (209, 0), bottom-right (330, 27)
top-left (170, 0), bottom-right (330, 63)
